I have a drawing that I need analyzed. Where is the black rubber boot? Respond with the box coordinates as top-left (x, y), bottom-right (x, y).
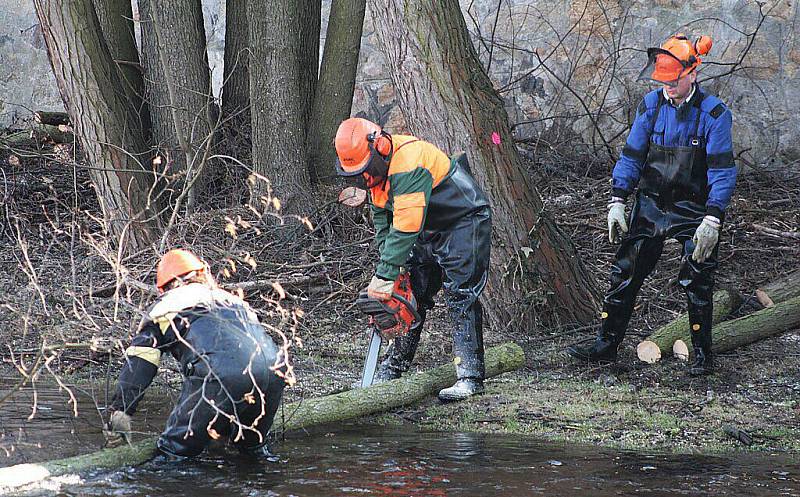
top-left (688, 328), bottom-right (714, 376)
top-left (566, 336), bottom-right (620, 363)
top-left (239, 444), bottom-right (280, 462)
top-left (374, 317), bottom-right (424, 382)
top-left (679, 249), bottom-right (716, 377)
top-left (567, 310), bottom-right (624, 363)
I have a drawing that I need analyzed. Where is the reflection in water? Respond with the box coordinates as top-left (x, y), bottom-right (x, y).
top-left (58, 426), bottom-right (800, 497)
top-left (2, 382), bottom-right (799, 497)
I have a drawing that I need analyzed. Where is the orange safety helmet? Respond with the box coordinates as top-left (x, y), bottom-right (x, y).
top-left (156, 249), bottom-right (206, 293)
top-left (334, 118), bottom-right (393, 177)
top-left (639, 33), bottom-right (712, 86)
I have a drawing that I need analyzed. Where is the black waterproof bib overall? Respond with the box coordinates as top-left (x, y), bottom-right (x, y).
top-left (601, 93), bottom-right (718, 362)
top-left (378, 155), bottom-right (492, 382)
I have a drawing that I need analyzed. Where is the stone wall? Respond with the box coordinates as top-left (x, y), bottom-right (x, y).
top-left (2, 0), bottom-right (796, 166)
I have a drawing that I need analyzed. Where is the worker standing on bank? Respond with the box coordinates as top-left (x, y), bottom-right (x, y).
top-left (567, 34), bottom-right (737, 376)
top-left (334, 118), bottom-right (491, 401)
top-left (105, 249), bottom-right (286, 458)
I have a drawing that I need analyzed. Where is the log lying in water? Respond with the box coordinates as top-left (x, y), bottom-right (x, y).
top-left (636, 288), bottom-right (741, 363)
top-left (0, 342), bottom-right (524, 491)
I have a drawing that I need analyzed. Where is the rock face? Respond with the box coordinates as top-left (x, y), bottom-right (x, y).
top-left (2, 0), bottom-right (796, 165)
top-left (0, 0), bottom-right (63, 127)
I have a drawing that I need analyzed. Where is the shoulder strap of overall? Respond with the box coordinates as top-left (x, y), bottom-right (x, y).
top-left (691, 90), bottom-right (705, 144)
top-left (649, 91), bottom-right (665, 136)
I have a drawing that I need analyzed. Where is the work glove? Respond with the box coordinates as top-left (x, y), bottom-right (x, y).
top-left (366, 275), bottom-right (394, 301)
top-left (103, 410), bottom-right (132, 448)
top-left (607, 198), bottom-right (628, 244)
top-left (692, 215), bottom-right (720, 263)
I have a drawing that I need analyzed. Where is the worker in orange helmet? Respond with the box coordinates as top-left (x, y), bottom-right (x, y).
top-left (335, 117), bottom-right (491, 401)
top-left (567, 34), bottom-right (737, 376)
top-left (104, 249), bottom-right (286, 459)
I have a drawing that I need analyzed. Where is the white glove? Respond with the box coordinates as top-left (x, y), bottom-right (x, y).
top-left (607, 198), bottom-right (628, 244)
top-left (366, 275), bottom-right (394, 301)
top-left (692, 215), bottom-right (720, 263)
top-left (104, 410), bottom-right (132, 447)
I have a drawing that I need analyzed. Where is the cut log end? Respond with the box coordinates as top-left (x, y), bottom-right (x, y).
top-left (755, 289), bottom-right (775, 308)
top-left (636, 340), bottom-right (662, 364)
top-left (672, 339), bottom-right (689, 362)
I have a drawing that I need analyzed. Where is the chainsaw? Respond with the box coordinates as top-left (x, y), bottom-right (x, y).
top-left (355, 272), bottom-right (421, 388)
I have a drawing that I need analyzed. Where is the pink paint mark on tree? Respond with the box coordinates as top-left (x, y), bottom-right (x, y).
top-left (491, 132), bottom-right (501, 145)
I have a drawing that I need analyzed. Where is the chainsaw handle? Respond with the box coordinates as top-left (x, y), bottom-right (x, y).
top-left (391, 292), bottom-right (422, 325)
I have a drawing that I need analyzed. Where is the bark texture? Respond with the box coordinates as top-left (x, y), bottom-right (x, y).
top-left (371, 0), bottom-right (600, 329)
top-left (712, 295), bottom-right (800, 353)
top-left (33, 0), bottom-right (163, 250)
top-left (308, 0), bottom-right (366, 183)
top-left (222, 0), bottom-right (250, 122)
top-left (0, 343), bottom-right (524, 490)
top-left (93, 0), bottom-right (150, 131)
top-left (757, 269), bottom-right (800, 307)
top-left (138, 0), bottom-right (213, 203)
top-left (247, 0), bottom-right (310, 205)
top-left (297, 0), bottom-right (321, 134)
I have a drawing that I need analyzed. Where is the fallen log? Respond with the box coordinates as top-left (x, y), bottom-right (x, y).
top-left (33, 123), bottom-right (74, 144)
top-left (34, 111), bottom-right (71, 126)
top-left (637, 288), bottom-right (741, 363)
top-left (0, 342), bottom-right (524, 491)
top-left (711, 295), bottom-right (800, 353)
top-left (639, 269), bottom-right (800, 363)
top-left (657, 295), bottom-right (800, 363)
top-left (755, 268), bottom-right (800, 308)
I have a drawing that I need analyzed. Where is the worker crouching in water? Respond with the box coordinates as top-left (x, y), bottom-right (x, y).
top-left (335, 118), bottom-right (491, 401)
top-left (567, 34), bottom-right (737, 376)
top-left (105, 249), bottom-right (286, 459)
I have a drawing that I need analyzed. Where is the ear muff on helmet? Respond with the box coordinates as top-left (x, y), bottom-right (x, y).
top-left (364, 130), bottom-right (394, 182)
top-left (370, 131), bottom-right (392, 156)
top-left (694, 35), bottom-right (713, 56)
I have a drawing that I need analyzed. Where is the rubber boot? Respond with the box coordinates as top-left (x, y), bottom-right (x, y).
top-left (374, 317), bottom-right (424, 382)
top-left (438, 379), bottom-right (485, 402)
top-left (566, 337), bottom-right (621, 363)
top-left (566, 316), bottom-right (623, 363)
top-left (239, 443), bottom-right (280, 462)
top-left (688, 327), bottom-right (713, 376)
top-left (438, 295), bottom-right (485, 402)
top-left (680, 251), bottom-right (716, 377)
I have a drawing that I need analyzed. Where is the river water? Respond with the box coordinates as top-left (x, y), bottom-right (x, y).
top-left (22, 426), bottom-right (800, 497)
top-left (2, 382), bottom-right (799, 496)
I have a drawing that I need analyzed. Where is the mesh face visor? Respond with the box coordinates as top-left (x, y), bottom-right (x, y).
top-left (638, 48), bottom-right (694, 87)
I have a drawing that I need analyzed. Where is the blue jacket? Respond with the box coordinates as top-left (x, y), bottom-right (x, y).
top-left (611, 86), bottom-right (737, 219)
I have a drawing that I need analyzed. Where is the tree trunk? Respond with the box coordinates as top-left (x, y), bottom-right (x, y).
top-left (297, 0), bottom-right (321, 135)
top-left (221, 0), bottom-right (250, 123)
top-left (247, 0), bottom-right (311, 206)
top-left (0, 342), bottom-right (524, 490)
top-left (308, 0), bottom-right (366, 184)
top-left (94, 0), bottom-right (150, 133)
top-left (636, 288), bottom-right (742, 363)
top-left (370, 0), bottom-right (600, 329)
top-left (138, 0), bottom-right (214, 207)
top-left (34, 0), bottom-right (163, 251)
